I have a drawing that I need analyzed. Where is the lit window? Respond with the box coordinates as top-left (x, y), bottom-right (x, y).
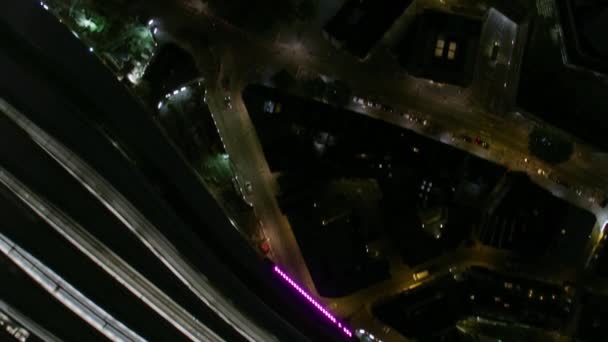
top-left (447, 42), bottom-right (457, 60)
top-left (435, 38), bottom-right (445, 57)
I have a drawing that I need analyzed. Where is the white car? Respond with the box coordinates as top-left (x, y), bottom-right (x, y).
top-left (352, 96), bottom-right (366, 105)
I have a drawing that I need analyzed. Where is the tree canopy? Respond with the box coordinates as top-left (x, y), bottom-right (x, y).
top-left (528, 127), bottom-right (574, 165)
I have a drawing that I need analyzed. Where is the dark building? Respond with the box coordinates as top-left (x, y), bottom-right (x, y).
top-left (324, 0), bottom-right (413, 59)
top-left (517, 1), bottom-right (608, 151)
top-left (394, 10), bottom-right (482, 86)
top-left (558, 0), bottom-right (608, 75)
top-left (373, 267), bottom-right (573, 340)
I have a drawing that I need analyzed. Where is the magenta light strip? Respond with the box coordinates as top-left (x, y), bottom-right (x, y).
top-left (273, 265), bottom-right (353, 338)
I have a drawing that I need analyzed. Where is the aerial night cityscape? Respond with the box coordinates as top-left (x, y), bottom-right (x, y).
top-left (1, 0), bottom-right (608, 341)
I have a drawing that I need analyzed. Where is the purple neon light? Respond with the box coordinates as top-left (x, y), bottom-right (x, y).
top-left (273, 265), bottom-right (353, 338)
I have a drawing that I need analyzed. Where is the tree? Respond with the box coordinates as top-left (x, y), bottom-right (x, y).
top-left (528, 127), bottom-right (573, 165)
top-left (302, 77), bottom-right (326, 98)
top-left (271, 69), bottom-right (295, 89)
top-left (325, 80), bottom-right (352, 106)
top-left (295, 0), bottom-right (319, 21)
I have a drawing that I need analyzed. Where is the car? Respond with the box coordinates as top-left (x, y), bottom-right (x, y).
top-left (223, 95), bottom-right (232, 109)
top-left (464, 135), bottom-right (490, 149)
top-left (413, 270), bottom-right (430, 281)
top-left (380, 104), bottom-right (394, 113)
top-left (259, 241), bottom-right (270, 254)
top-left (352, 96), bottom-right (365, 105)
top-left (460, 134), bottom-right (472, 143)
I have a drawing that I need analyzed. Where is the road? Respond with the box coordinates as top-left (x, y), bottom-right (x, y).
top-left (204, 84), bottom-right (319, 295)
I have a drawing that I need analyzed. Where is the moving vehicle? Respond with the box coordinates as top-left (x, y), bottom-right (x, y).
top-left (413, 270), bottom-right (430, 281)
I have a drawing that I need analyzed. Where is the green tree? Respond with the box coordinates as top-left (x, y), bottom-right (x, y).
top-left (325, 80), bottom-right (352, 106)
top-left (303, 77), bottom-right (326, 98)
top-left (271, 69), bottom-right (295, 89)
top-left (528, 128), bottom-right (573, 165)
top-left (295, 0), bottom-right (319, 21)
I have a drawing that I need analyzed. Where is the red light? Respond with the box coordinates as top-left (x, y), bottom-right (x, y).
top-left (260, 242), bottom-right (270, 254)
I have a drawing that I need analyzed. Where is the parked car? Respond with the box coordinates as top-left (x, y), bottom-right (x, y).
top-left (223, 95), bottom-right (232, 109)
top-left (474, 136), bottom-right (489, 149)
top-left (460, 134), bottom-right (472, 143)
top-left (352, 96), bottom-right (365, 105)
